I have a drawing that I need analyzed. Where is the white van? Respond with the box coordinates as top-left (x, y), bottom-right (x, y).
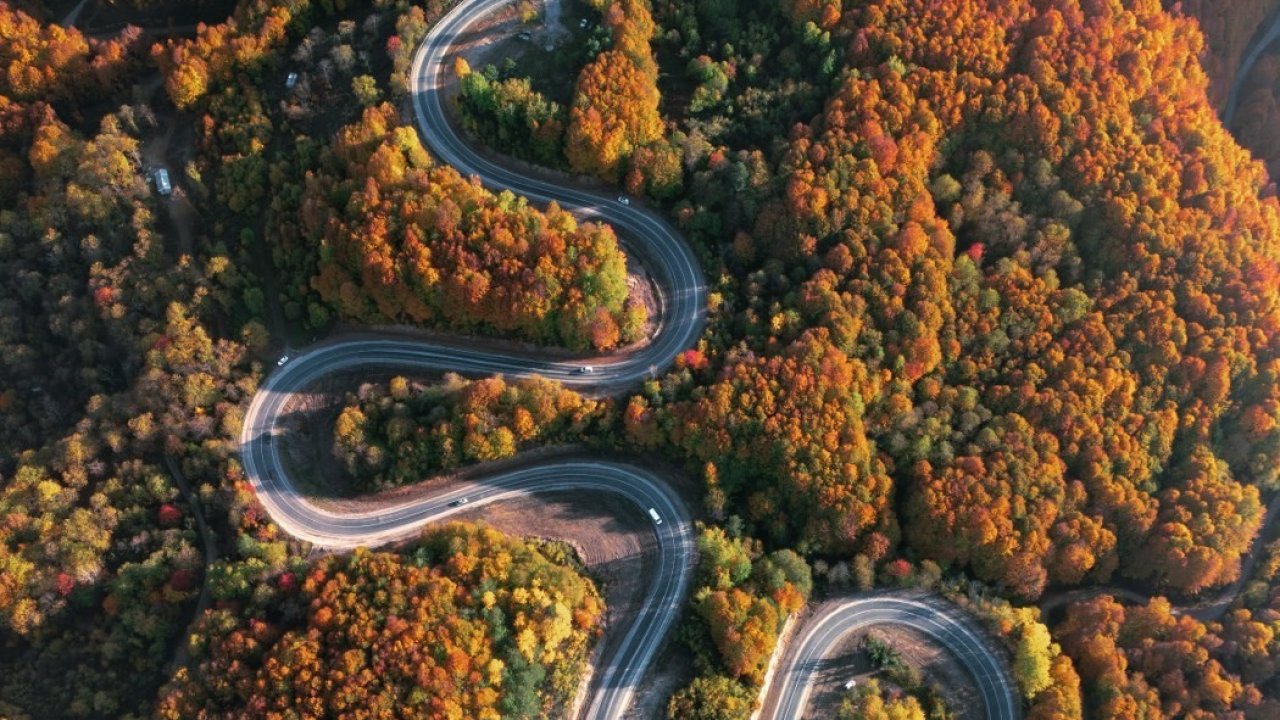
top-left (648, 507), bottom-right (662, 525)
top-left (153, 168), bottom-right (172, 196)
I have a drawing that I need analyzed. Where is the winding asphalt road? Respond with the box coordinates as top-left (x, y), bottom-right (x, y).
top-left (236, 0), bottom-right (1017, 717)
top-left (238, 2), bottom-right (705, 717)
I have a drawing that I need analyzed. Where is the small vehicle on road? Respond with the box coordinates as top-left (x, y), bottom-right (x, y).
top-left (575, 365), bottom-right (596, 375)
top-left (153, 168), bottom-right (172, 196)
top-left (844, 679), bottom-right (857, 690)
top-left (617, 195), bottom-right (631, 206)
top-left (277, 355), bottom-right (290, 366)
top-left (648, 507), bottom-right (662, 525)
top-left (450, 497), bottom-right (470, 507)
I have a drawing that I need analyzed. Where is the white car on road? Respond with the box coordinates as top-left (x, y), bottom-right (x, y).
top-left (617, 195), bottom-right (630, 206)
top-left (153, 168), bottom-right (172, 196)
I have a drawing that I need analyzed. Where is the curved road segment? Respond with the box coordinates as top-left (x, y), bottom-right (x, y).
top-left (762, 595), bottom-right (1020, 720)
top-left (237, 0), bottom-right (1016, 717)
top-left (1223, 8), bottom-right (1280, 126)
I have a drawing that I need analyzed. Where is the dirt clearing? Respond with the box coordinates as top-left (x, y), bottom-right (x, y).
top-left (800, 623), bottom-right (985, 720)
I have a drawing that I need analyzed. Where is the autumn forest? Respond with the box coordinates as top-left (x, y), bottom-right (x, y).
top-left (2, 0), bottom-right (1279, 718)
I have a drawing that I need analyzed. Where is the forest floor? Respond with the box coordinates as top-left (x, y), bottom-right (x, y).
top-left (59, 0), bottom-right (86, 26)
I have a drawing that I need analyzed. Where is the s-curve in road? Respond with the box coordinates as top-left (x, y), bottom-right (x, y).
top-left (760, 593), bottom-right (1021, 720)
top-left (238, 1), bottom-right (705, 719)
top-left (410, 0), bottom-right (708, 378)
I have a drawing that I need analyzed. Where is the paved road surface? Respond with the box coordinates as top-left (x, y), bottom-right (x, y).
top-left (237, 0), bottom-right (1016, 717)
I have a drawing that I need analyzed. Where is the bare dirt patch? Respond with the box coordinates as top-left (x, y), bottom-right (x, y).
top-left (621, 256), bottom-right (663, 351)
top-left (450, 0), bottom-right (594, 104)
top-left (801, 623), bottom-right (984, 720)
top-left (453, 491), bottom-right (653, 646)
top-left (272, 366), bottom-right (446, 499)
top-left (141, 114), bottom-right (201, 257)
top-left (625, 641), bottom-right (693, 719)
